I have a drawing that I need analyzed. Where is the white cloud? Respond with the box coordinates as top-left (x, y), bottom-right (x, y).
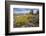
top-left (33, 10), bottom-right (37, 14)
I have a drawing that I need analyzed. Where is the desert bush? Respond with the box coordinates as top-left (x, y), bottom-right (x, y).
top-left (14, 14), bottom-right (33, 27)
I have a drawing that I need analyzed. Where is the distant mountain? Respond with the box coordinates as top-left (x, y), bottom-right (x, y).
top-left (13, 13), bottom-right (29, 15)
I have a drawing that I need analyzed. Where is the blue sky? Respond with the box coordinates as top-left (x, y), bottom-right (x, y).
top-left (13, 8), bottom-right (39, 14)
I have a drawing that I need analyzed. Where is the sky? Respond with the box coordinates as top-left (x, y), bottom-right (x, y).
top-left (13, 8), bottom-right (39, 14)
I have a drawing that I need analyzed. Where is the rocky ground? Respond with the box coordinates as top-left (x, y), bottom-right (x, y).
top-left (21, 23), bottom-right (39, 27)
